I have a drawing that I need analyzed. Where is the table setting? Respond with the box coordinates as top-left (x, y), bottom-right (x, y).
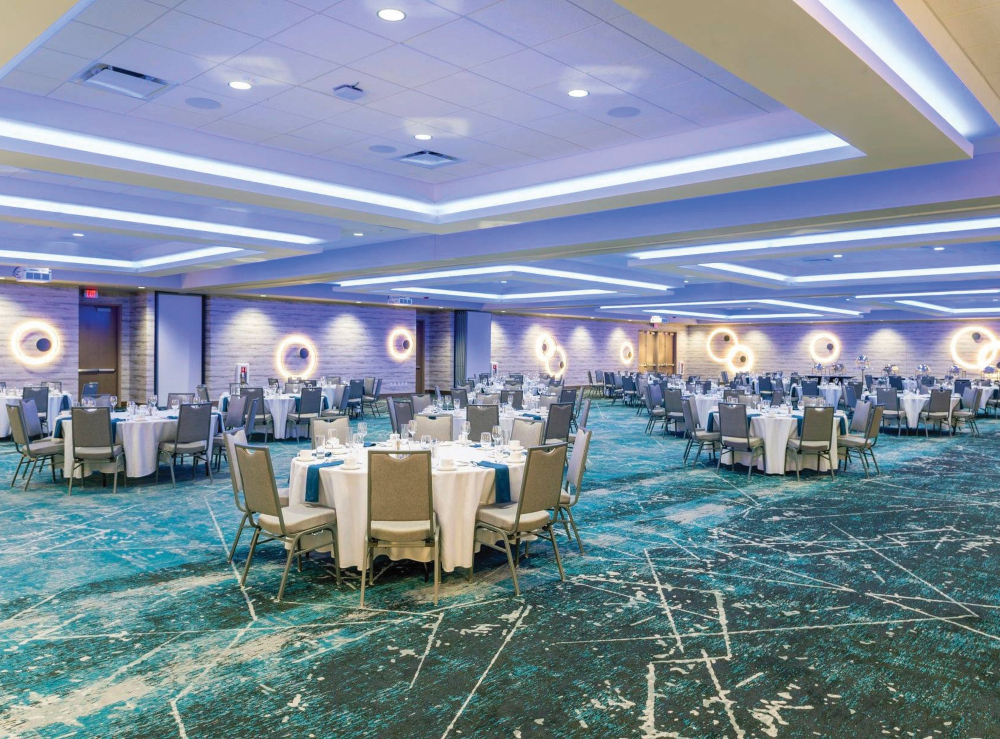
top-left (417, 402), bottom-right (548, 441)
top-left (219, 388), bottom-right (334, 439)
top-left (0, 389), bottom-right (73, 437)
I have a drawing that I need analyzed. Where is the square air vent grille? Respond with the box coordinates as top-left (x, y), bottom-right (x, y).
top-left (78, 64), bottom-right (172, 100)
top-left (396, 150), bottom-right (459, 168)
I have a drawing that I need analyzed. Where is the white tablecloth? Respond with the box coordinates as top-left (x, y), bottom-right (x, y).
top-left (711, 410), bottom-right (845, 475)
top-left (0, 393), bottom-right (72, 437)
top-left (689, 394), bottom-right (722, 426)
top-left (819, 384), bottom-right (843, 409)
top-left (895, 393), bottom-right (961, 429)
top-left (220, 393), bottom-right (300, 439)
top-left (58, 410), bottom-right (221, 479)
top-left (287, 444), bottom-right (526, 572)
top-left (417, 408), bottom-right (548, 442)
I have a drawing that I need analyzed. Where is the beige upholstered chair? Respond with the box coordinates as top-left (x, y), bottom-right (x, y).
top-left (952, 388), bottom-right (982, 437)
top-left (544, 402), bottom-right (573, 444)
top-left (876, 388), bottom-right (904, 435)
top-left (411, 393), bottom-right (432, 413)
top-left (557, 429), bottom-right (591, 554)
top-left (224, 430), bottom-right (289, 563)
top-left (310, 417), bottom-right (350, 447)
top-left (839, 404), bottom-right (883, 477)
top-left (717, 403), bottom-right (764, 480)
top-left (361, 450), bottom-right (438, 606)
top-left (157, 403), bottom-right (213, 486)
top-left (414, 414), bottom-right (453, 441)
top-left (682, 398), bottom-right (720, 468)
top-left (467, 404), bottom-right (499, 440)
top-left (473, 443), bottom-right (567, 596)
top-left (787, 406), bottom-right (835, 481)
top-left (7, 402), bottom-right (62, 490)
top-left (68, 406), bottom-right (125, 494)
top-left (919, 389), bottom-right (953, 436)
top-left (235, 443), bottom-right (339, 602)
top-left (509, 418), bottom-right (545, 448)
top-left (286, 386), bottom-right (324, 441)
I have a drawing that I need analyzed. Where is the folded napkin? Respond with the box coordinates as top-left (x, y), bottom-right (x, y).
top-left (477, 460), bottom-right (511, 504)
top-left (305, 460), bottom-right (344, 503)
top-left (525, 414), bottom-right (543, 420)
top-left (165, 414), bottom-right (179, 420)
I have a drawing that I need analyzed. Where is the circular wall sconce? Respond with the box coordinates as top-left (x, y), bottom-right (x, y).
top-left (535, 333), bottom-right (557, 362)
top-left (275, 334), bottom-right (317, 379)
top-left (546, 345), bottom-right (568, 378)
top-left (388, 327), bottom-right (415, 361)
top-left (11, 321), bottom-right (60, 366)
top-left (706, 327), bottom-right (737, 364)
top-left (809, 332), bottom-right (841, 364)
top-left (725, 344), bottom-right (755, 374)
top-left (951, 326), bottom-right (999, 370)
top-left (619, 340), bottom-right (635, 365)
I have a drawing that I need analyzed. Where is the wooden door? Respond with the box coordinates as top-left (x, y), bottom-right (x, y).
top-left (79, 305), bottom-right (120, 398)
top-left (415, 319), bottom-right (425, 393)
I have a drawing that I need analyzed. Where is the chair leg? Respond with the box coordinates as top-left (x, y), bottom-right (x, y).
top-left (277, 538), bottom-right (299, 602)
top-left (169, 457), bottom-right (177, 488)
top-left (501, 536), bottom-right (520, 596)
top-left (329, 526), bottom-right (341, 586)
top-left (548, 525), bottom-right (566, 582)
top-left (559, 506), bottom-right (572, 542)
top-left (240, 528), bottom-right (261, 586)
top-left (432, 533), bottom-right (440, 606)
top-left (869, 449), bottom-right (880, 476)
top-left (360, 545), bottom-right (371, 606)
top-left (228, 512), bottom-right (249, 563)
top-left (50, 456), bottom-right (57, 483)
top-left (11, 456), bottom-right (24, 487)
top-left (795, 453), bottom-right (801, 482)
top-left (23, 458), bottom-right (38, 491)
top-left (566, 507), bottom-right (584, 555)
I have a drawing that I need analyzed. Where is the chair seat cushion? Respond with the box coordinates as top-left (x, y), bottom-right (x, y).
top-left (787, 438), bottom-right (830, 451)
top-left (882, 409), bottom-right (902, 417)
top-left (921, 411), bottom-right (949, 419)
top-left (287, 412), bottom-right (319, 423)
top-left (160, 440), bottom-right (207, 454)
top-left (649, 408), bottom-right (665, 417)
top-left (258, 504), bottom-right (336, 536)
top-left (722, 435), bottom-right (763, 449)
top-left (953, 410), bottom-right (974, 418)
top-left (545, 438), bottom-right (567, 445)
top-left (321, 409), bottom-right (347, 417)
top-left (477, 503), bottom-right (550, 532)
top-left (371, 519), bottom-right (434, 542)
top-left (559, 491), bottom-right (571, 505)
top-left (694, 430), bottom-right (721, 442)
top-left (29, 439), bottom-right (64, 456)
top-left (75, 444), bottom-right (123, 460)
top-left (667, 411), bottom-right (684, 419)
top-left (838, 435), bottom-right (869, 449)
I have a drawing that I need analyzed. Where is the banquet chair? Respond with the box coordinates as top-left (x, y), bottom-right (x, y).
top-left (571, 387), bottom-right (585, 428)
top-left (68, 406), bottom-right (125, 495)
top-left (320, 387), bottom-right (352, 419)
top-left (362, 378), bottom-right (383, 417)
top-left (917, 384), bottom-right (930, 396)
top-left (361, 449), bottom-right (437, 605)
top-left (473, 443), bottom-right (566, 596)
top-left (393, 398), bottom-right (414, 433)
top-left (23, 387), bottom-right (50, 432)
top-left (844, 384), bottom-right (858, 417)
top-left (327, 376), bottom-right (342, 385)
top-left (19, 399), bottom-right (45, 442)
top-left (267, 378), bottom-right (281, 391)
top-left (229, 382), bottom-right (244, 396)
top-left (682, 398), bottom-right (720, 468)
top-left (157, 403), bottom-right (214, 486)
top-left (510, 418), bottom-right (545, 447)
top-left (609, 374), bottom-right (624, 404)
top-left (347, 379), bottom-right (365, 417)
top-left (414, 414), bottom-right (452, 442)
top-left (286, 386), bottom-right (324, 441)
top-left (302, 380), bottom-right (318, 388)
top-left (954, 379), bottom-right (972, 397)
top-left (545, 402), bottom-right (574, 444)
top-left (577, 399), bottom-right (591, 431)
top-left (771, 388), bottom-right (785, 406)
top-left (788, 406), bottom-right (836, 481)
top-left (888, 376), bottom-right (904, 392)
top-left (723, 389), bottom-right (739, 402)
top-left (480, 393), bottom-right (501, 405)
top-left (800, 381), bottom-right (819, 397)
top-left (661, 389), bottom-right (685, 434)
top-left (876, 388), bottom-right (904, 436)
top-left (240, 387), bottom-right (272, 442)
top-left (363, 376), bottom-right (375, 397)
top-left (758, 376), bottom-right (773, 399)
top-left (165, 393), bottom-right (195, 409)
top-left (620, 378), bottom-right (637, 406)
top-left (387, 394), bottom-right (399, 433)
top-left (919, 389), bottom-right (953, 436)
top-left (224, 430), bottom-right (289, 563)
top-left (82, 382), bottom-right (99, 397)
top-left (451, 387), bottom-right (469, 407)
top-left (847, 400), bottom-right (871, 437)
top-left (213, 395), bottom-right (246, 470)
top-left (311, 417), bottom-right (349, 447)
top-left (717, 403), bottom-right (764, 481)
top-left (196, 385), bottom-right (210, 403)
top-left (557, 428), bottom-right (592, 554)
top-left (952, 388), bottom-right (983, 437)
top-left (467, 404), bottom-right (499, 440)
top-left (500, 389), bottom-right (523, 410)
top-left (411, 393), bottom-right (432, 414)
top-left (7, 403), bottom-right (62, 490)
top-left (839, 405), bottom-right (884, 478)
top-left (235, 443), bottom-right (339, 602)
top-left (864, 375), bottom-right (874, 392)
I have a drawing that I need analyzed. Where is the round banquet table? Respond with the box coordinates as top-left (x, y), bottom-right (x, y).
top-left (818, 384), bottom-right (843, 409)
top-left (416, 408), bottom-right (548, 441)
top-left (219, 393), bottom-right (300, 439)
top-left (287, 443), bottom-right (526, 572)
top-left (0, 393), bottom-right (73, 437)
top-left (57, 409), bottom-right (222, 479)
top-left (689, 394), bottom-right (722, 426)
top-left (894, 393), bottom-right (961, 429)
top-left (709, 409), bottom-right (846, 475)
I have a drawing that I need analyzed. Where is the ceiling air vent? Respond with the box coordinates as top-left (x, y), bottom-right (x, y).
top-left (78, 64), bottom-right (172, 100)
top-left (397, 150), bottom-right (459, 168)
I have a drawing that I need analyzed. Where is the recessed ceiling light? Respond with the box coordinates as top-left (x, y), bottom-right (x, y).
top-left (833, 253), bottom-right (843, 258)
top-left (228, 80), bottom-right (252, 90)
top-left (378, 8), bottom-right (406, 21)
top-left (414, 133), bottom-right (433, 141)
top-left (72, 232), bottom-right (84, 237)
top-left (354, 232), bottom-right (364, 236)
top-left (260, 294), bottom-right (266, 298)
top-left (934, 246), bottom-right (945, 251)
top-left (567, 89), bottom-right (589, 98)
top-left (138, 286), bottom-right (145, 290)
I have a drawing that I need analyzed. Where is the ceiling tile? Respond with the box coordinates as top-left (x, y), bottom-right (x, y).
top-left (366, 89), bottom-right (461, 121)
top-left (471, 0), bottom-right (598, 46)
top-left (176, 0), bottom-right (315, 37)
top-left (292, 120), bottom-right (371, 146)
top-left (661, 45), bottom-right (727, 78)
top-left (136, 10), bottom-right (259, 63)
top-left (0, 71), bottom-right (62, 96)
top-left (301, 67), bottom-right (405, 102)
top-left (580, 93), bottom-right (678, 127)
top-left (378, 120), bottom-right (462, 145)
top-left (350, 44), bottom-right (460, 87)
top-left (262, 86), bottom-right (357, 119)
top-left (424, 109), bottom-right (509, 136)
top-left (101, 38), bottom-right (217, 83)
top-left (564, 125), bottom-right (641, 150)
top-left (708, 70), bottom-right (784, 113)
top-left (588, 53), bottom-right (700, 96)
top-left (226, 41), bottom-right (339, 85)
top-left (523, 111), bottom-right (607, 138)
top-left (223, 103), bottom-right (315, 133)
top-left (606, 13), bottom-right (682, 55)
top-left (536, 23), bottom-right (651, 70)
top-left (128, 100), bottom-right (217, 127)
top-left (186, 63), bottom-right (291, 102)
top-left (526, 74), bottom-right (622, 109)
top-left (478, 125), bottom-right (587, 158)
top-left (427, 0), bottom-right (500, 12)
top-left (937, 4), bottom-right (1000, 47)
top-left (472, 91), bottom-right (565, 123)
top-left (287, 0), bottom-right (337, 10)
top-left (405, 18), bottom-right (525, 68)
top-left (152, 83), bottom-right (253, 118)
top-left (638, 78), bottom-right (764, 126)
top-left (323, 0), bottom-right (459, 42)
top-left (566, 0), bottom-right (628, 20)
top-left (964, 42), bottom-right (1000, 76)
top-left (15, 48), bottom-right (91, 82)
top-left (327, 105), bottom-right (409, 133)
top-left (340, 135), bottom-right (406, 157)
top-left (76, 0), bottom-right (168, 36)
top-left (43, 21), bottom-right (127, 59)
top-left (471, 48), bottom-right (578, 88)
top-left (48, 82), bottom-right (146, 113)
top-left (271, 15), bottom-right (394, 64)
top-left (261, 134), bottom-right (332, 155)
top-left (199, 117), bottom-right (275, 142)
top-left (416, 70), bottom-right (513, 107)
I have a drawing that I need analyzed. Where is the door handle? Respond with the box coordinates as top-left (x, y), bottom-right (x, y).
top-left (78, 368), bottom-right (116, 374)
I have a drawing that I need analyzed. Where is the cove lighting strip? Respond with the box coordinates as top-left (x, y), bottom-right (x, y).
top-left (857, 288), bottom-right (1000, 299)
top-left (339, 265), bottom-right (670, 291)
top-left (0, 118), bottom-right (850, 219)
top-left (896, 300), bottom-right (1000, 314)
top-left (632, 214), bottom-right (1000, 261)
top-left (640, 309), bottom-right (822, 319)
top-left (392, 287), bottom-right (614, 301)
top-left (0, 245), bottom-right (240, 269)
top-left (599, 298), bottom-right (860, 315)
top-left (698, 262), bottom-right (1000, 283)
top-left (0, 194), bottom-right (322, 245)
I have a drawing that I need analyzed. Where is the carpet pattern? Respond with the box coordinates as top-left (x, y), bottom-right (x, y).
top-left (1, 402), bottom-right (999, 738)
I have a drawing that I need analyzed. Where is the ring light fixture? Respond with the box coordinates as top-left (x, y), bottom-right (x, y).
top-left (388, 327), bottom-right (415, 361)
top-left (546, 345), bottom-right (568, 379)
top-left (620, 341), bottom-right (635, 365)
top-left (725, 343), bottom-right (755, 374)
top-left (11, 320), bottom-right (60, 366)
top-left (810, 332), bottom-right (841, 364)
top-left (706, 327), bottom-right (737, 363)
top-left (951, 326), bottom-right (998, 370)
top-left (535, 333), bottom-right (557, 361)
top-left (275, 334), bottom-right (317, 379)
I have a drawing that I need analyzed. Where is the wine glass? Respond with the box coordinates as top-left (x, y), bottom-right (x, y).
top-left (406, 420), bottom-right (417, 443)
top-left (110, 395), bottom-right (118, 410)
top-left (171, 398), bottom-right (180, 413)
top-left (480, 431), bottom-right (492, 448)
top-left (420, 434), bottom-right (431, 448)
top-left (461, 421), bottom-right (471, 442)
top-left (357, 421), bottom-right (368, 445)
top-left (492, 424), bottom-right (503, 453)
top-left (315, 431), bottom-right (325, 451)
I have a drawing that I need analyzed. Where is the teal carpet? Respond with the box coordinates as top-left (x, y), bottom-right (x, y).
top-left (2, 402), bottom-right (999, 738)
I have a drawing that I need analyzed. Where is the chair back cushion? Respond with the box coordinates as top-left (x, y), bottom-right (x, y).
top-left (368, 451), bottom-right (432, 526)
top-left (234, 444), bottom-right (283, 519)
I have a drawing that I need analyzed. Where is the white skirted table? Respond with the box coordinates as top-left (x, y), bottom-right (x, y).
top-left (894, 393), bottom-right (961, 429)
top-left (0, 393), bottom-right (73, 437)
top-left (688, 394), bottom-right (723, 426)
top-left (708, 409), bottom-right (847, 475)
top-left (287, 443), bottom-right (526, 573)
top-left (219, 393), bottom-right (302, 440)
top-left (416, 407), bottom-right (549, 441)
top-left (818, 384), bottom-right (843, 409)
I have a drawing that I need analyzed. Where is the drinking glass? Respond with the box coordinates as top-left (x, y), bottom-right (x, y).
top-left (110, 395), bottom-right (118, 409)
top-left (454, 398), bottom-right (461, 411)
top-left (357, 421), bottom-right (368, 443)
top-left (406, 420), bottom-right (417, 443)
top-left (171, 399), bottom-right (180, 412)
top-left (492, 424), bottom-right (503, 448)
top-left (480, 432), bottom-right (492, 448)
top-left (352, 432), bottom-right (363, 452)
top-left (315, 432), bottom-right (325, 450)
top-left (461, 421), bottom-right (471, 438)
top-left (420, 434), bottom-right (431, 448)
top-left (150, 394), bottom-right (158, 409)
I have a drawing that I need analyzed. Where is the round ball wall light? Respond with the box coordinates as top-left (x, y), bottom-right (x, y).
top-left (620, 340), bottom-right (635, 365)
top-left (275, 334), bottom-right (317, 379)
top-left (11, 321), bottom-right (60, 366)
top-left (725, 343), bottom-right (755, 374)
top-left (388, 327), bottom-right (415, 361)
top-left (706, 327), bottom-right (737, 364)
top-left (809, 332), bottom-right (841, 364)
top-left (951, 326), bottom-right (999, 371)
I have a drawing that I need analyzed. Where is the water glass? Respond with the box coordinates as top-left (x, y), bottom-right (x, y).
top-left (492, 424), bottom-right (503, 448)
top-left (315, 432), bottom-right (325, 449)
top-left (480, 432), bottom-right (492, 448)
top-left (420, 434), bottom-right (431, 448)
top-left (406, 420), bottom-right (417, 443)
top-left (461, 421), bottom-right (471, 438)
top-left (358, 421), bottom-right (368, 442)
top-left (110, 395), bottom-right (118, 409)
top-left (171, 399), bottom-right (180, 412)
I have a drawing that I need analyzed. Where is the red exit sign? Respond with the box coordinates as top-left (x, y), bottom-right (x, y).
top-left (83, 288), bottom-right (99, 299)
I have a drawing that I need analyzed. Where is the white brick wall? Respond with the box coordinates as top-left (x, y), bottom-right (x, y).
top-left (0, 283), bottom-right (79, 391)
top-left (423, 310), bottom-right (453, 391)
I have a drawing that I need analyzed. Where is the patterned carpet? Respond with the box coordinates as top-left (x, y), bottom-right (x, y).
top-left (2, 400), bottom-right (999, 738)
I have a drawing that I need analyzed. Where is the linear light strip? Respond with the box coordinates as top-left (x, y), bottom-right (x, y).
top-left (597, 298), bottom-right (860, 315)
top-left (0, 119), bottom-right (850, 219)
top-left (698, 262), bottom-right (1000, 283)
top-left (896, 300), bottom-right (1000, 314)
top-left (0, 245), bottom-right (240, 269)
top-left (340, 265), bottom-right (670, 291)
top-left (633, 214), bottom-right (1000, 261)
top-left (0, 194), bottom-right (322, 245)
top-left (638, 308), bottom-right (823, 319)
top-left (856, 288), bottom-right (1000, 298)
top-left (392, 287), bottom-right (614, 300)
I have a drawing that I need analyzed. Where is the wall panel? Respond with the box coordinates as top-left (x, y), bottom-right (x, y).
top-left (0, 283), bottom-right (79, 391)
